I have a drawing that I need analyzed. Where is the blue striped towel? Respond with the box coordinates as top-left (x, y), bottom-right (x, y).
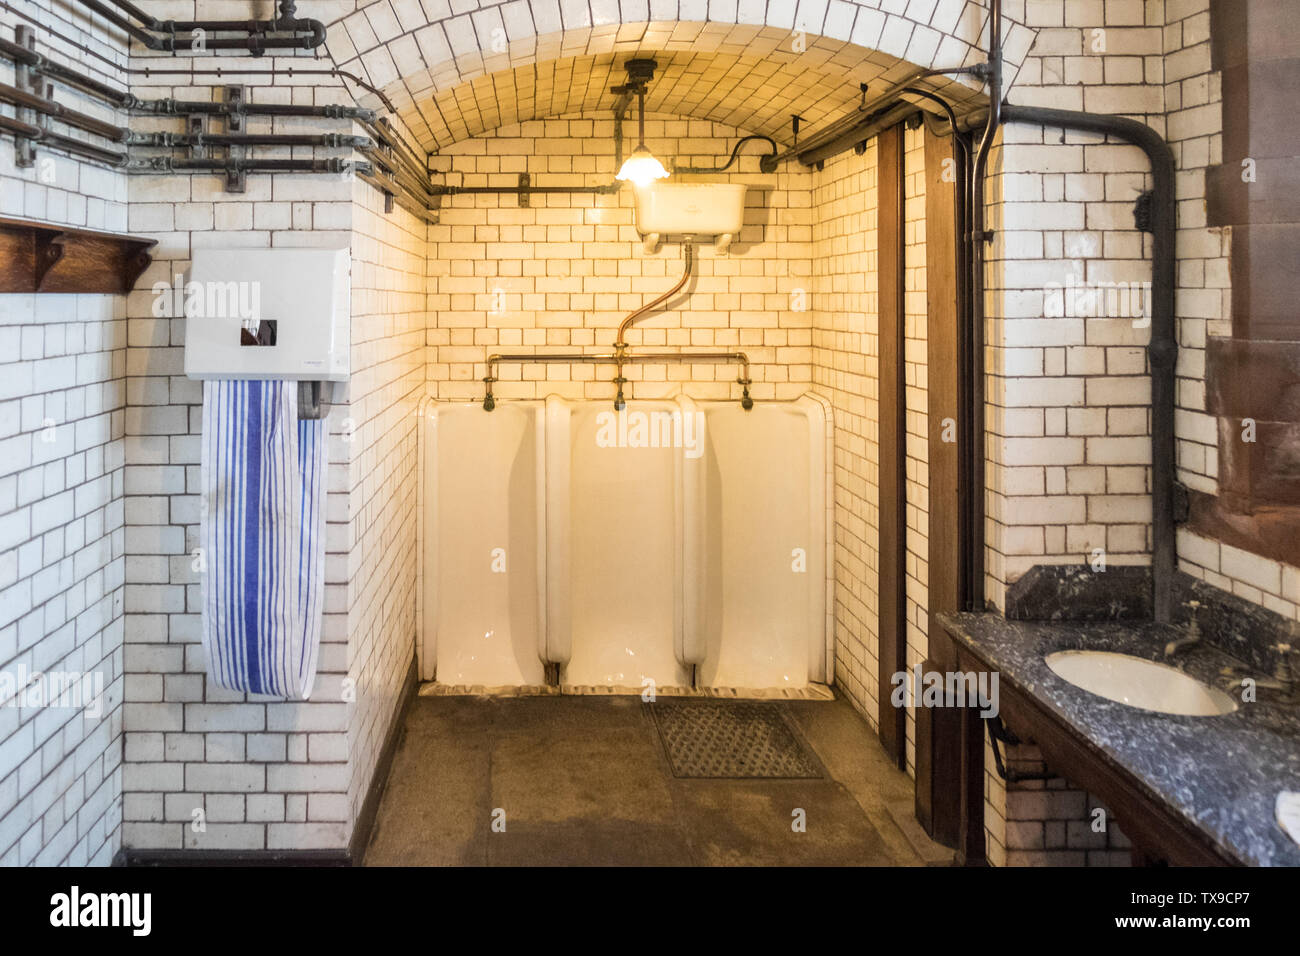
top-left (199, 380), bottom-right (326, 699)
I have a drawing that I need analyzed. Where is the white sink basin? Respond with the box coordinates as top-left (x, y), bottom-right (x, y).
top-left (1045, 650), bottom-right (1238, 717)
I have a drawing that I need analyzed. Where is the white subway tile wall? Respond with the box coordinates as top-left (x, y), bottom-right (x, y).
top-left (0, 0), bottom-right (1296, 869)
top-left (979, 0), bottom-right (1176, 869)
top-left (975, 0), bottom-right (1300, 868)
top-left (811, 138), bottom-right (882, 727)
top-left (985, 734), bottom-right (1133, 867)
top-left (0, 0), bottom-right (130, 866)
top-left (343, 179), bottom-right (425, 837)
top-left (115, 67), bottom-right (424, 850)
top-left (902, 122), bottom-right (929, 775)
top-left (426, 113), bottom-right (814, 405)
top-left (984, 0), bottom-right (1169, 605)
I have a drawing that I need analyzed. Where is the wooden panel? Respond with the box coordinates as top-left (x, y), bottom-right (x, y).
top-left (924, 124), bottom-right (962, 642)
top-left (876, 122), bottom-right (906, 768)
top-left (0, 227), bottom-right (37, 291)
top-left (913, 123), bottom-right (970, 850)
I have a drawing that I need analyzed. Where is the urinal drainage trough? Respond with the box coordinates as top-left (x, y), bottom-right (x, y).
top-left (650, 702), bottom-right (823, 779)
top-left (417, 682), bottom-right (836, 701)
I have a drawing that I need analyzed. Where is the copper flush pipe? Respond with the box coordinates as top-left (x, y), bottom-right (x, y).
top-left (480, 236), bottom-right (752, 412)
top-left (615, 239), bottom-right (695, 348)
top-left (613, 239), bottom-right (696, 409)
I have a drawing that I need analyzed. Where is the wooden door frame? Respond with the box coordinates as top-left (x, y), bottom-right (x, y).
top-left (875, 122), bottom-right (907, 769)
top-left (912, 121), bottom-right (962, 848)
top-left (913, 122), bottom-right (985, 862)
top-left (873, 118), bottom-right (981, 859)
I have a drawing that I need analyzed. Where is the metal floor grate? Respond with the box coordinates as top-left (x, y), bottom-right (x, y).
top-left (650, 702), bottom-right (823, 779)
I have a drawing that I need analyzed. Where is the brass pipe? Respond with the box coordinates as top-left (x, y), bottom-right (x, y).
top-left (481, 349), bottom-right (752, 412)
top-left (615, 241), bottom-right (695, 348)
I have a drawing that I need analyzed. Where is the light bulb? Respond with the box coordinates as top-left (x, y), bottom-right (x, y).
top-left (616, 146), bottom-right (670, 187)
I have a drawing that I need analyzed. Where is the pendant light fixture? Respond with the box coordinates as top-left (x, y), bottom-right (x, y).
top-left (613, 58), bottom-right (669, 187)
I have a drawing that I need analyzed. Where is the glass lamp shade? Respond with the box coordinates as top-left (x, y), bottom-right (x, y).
top-left (616, 146), bottom-right (670, 187)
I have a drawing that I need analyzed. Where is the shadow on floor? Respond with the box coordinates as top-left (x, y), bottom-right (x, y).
top-left (363, 690), bottom-right (953, 866)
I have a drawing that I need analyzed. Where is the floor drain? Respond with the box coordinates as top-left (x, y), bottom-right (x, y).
top-left (650, 702), bottom-right (823, 779)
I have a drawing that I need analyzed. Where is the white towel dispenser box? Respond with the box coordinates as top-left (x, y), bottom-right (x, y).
top-left (183, 247), bottom-right (350, 382)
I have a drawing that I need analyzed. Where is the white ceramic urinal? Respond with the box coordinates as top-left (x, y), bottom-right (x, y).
top-left (560, 398), bottom-right (692, 690)
top-left (695, 394), bottom-right (830, 690)
top-left (421, 401), bottom-right (547, 687)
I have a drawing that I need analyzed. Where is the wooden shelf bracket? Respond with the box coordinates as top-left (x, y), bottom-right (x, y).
top-left (0, 215), bottom-right (157, 294)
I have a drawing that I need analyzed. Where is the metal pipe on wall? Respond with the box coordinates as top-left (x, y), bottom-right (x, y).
top-left (612, 90), bottom-right (633, 170)
top-left (0, 78), bottom-right (132, 142)
top-left (0, 0), bottom-right (408, 143)
top-left (368, 150), bottom-right (437, 201)
top-left (0, 112), bottom-right (382, 179)
top-left (0, 38), bottom-right (384, 129)
top-left (354, 166), bottom-right (440, 224)
top-left (487, 351), bottom-right (751, 368)
top-left (794, 102), bottom-right (920, 168)
top-left (966, 0), bottom-right (1002, 612)
top-left (767, 64), bottom-right (989, 169)
top-left (674, 134), bottom-right (778, 175)
top-left (130, 131), bottom-right (373, 150)
top-left (134, 66), bottom-right (398, 114)
top-left (0, 76), bottom-right (386, 160)
top-left (0, 34), bottom-right (133, 106)
top-left (960, 0), bottom-right (1177, 622)
top-left (129, 156), bottom-right (366, 175)
top-left (100, 0), bottom-right (322, 36)
top-left (0, 76), bottom-right (436, 219)
top-left (0, 112), bottom-right (128, 165)
top-left (134, 98), bottom-right (377, 121)
top-left (72, 0), bottom-right (326, 53)
top-left (361, 148), bottom-right (438, 201)
top-left (0, 35), bottom-right (432, 211)
top-left (616, 241), bottom-right (695, 347)
top-left (430, 182), bottom-right (621, 197)
top-left (362, 119), bottom-right (433, 189)
top-left (73, 0), bottom-right (170, 51)
top-left (907, 86), bottom-right (975, 607)
top-left (0, 38), bottom-right (386, 129)
top-left (481, 350), bottom-right (753, 412)
top-left (999, 104), bottom-right (1178, 623)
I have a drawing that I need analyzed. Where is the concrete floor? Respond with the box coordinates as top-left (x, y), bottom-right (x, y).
top-left (363, 691), bottom-right (952, 866)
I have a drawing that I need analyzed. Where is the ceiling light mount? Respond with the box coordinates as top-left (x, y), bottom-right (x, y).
top-left (613, 57), bottom-right (669, 187)
top-left (612, 57), bottom-right (659, 94)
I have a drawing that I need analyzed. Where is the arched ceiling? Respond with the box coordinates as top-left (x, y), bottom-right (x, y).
top-left (395, 29), bottom-right (987, 152)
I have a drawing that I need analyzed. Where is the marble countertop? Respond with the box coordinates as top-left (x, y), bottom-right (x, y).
top-left (938, 612), bottom-right (1300, 867)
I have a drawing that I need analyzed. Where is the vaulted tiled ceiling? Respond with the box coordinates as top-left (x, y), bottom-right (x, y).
top-left (385, 26), bottom-right (985, 153)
